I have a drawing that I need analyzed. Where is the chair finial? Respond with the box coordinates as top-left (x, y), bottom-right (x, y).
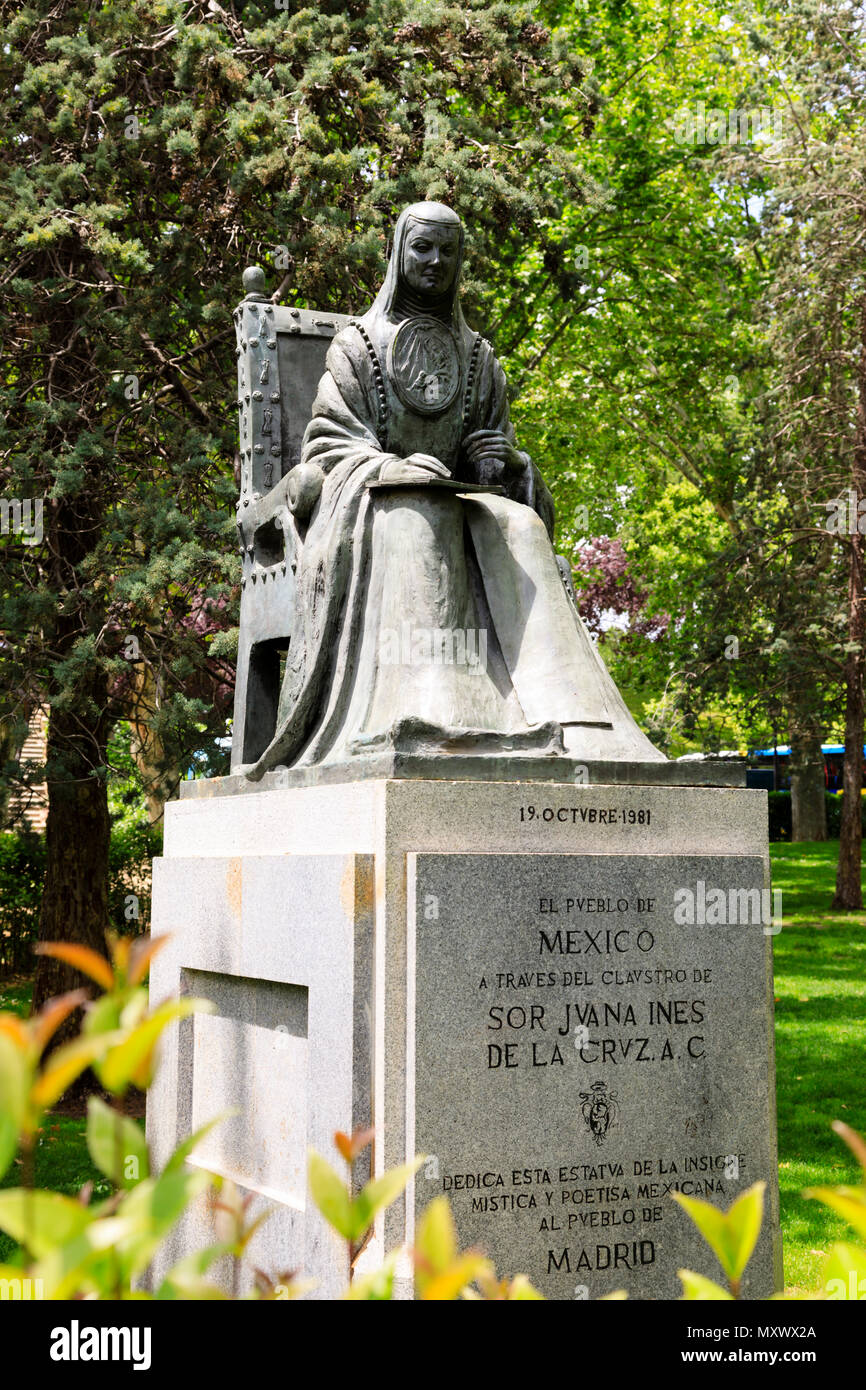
top-left (242, 265), bottom-right (268, 298)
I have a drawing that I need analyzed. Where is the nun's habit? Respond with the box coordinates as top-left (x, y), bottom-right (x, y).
top-left (247, 203), bottom-right (661, 775)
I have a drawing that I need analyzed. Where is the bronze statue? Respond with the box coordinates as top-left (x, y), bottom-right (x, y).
top-left (243, 202), bottom-right (661, 776)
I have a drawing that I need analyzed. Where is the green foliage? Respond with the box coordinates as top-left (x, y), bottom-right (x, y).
top-left (308, 1129), bottom-right (543, 1300)
top-left (107, 820), bottom-right (162, 934)
top-left (0, 832), bottom-right (46, 975)
top-left (0, 988), bottom-right (120, 1173)
top-left (496, 0), bottom-right (862, 775)
top-left (0, 819), bottom-right (160, 977)
top-left (307, 1148), bottom-right (423, 1248)
top-left (106, 723), bottom-right (154, 832)
top-left (413, 1196), bottom-right (493, 1300)
top-left (0, 936), bottom-right (233, 1298)
top-left (675, 1123), bottom-right (866, 1302)
top-left (0, 1189), bottom-right (95, 1260)
top-left (86, 1096), bottom-right (150, 1190)
top-left (766, 791), bottom-right (862, 842)
top-left (678, 1269), bottom-right (734, 1301)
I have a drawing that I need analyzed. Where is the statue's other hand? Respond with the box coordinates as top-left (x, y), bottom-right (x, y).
top-left (378, 453), bottom-right (452, 485)
top-left (463, 429), bottom-right (525, 478)
top-left (287, 461), bottom-right (325, 520)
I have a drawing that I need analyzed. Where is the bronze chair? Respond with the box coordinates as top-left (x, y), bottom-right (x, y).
top-left (231, 265), bottom-right (579, 772)
top-left (231, 267), bottom-right (350, 769)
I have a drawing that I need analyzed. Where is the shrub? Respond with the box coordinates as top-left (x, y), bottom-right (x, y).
top-left (0, 831), bottom-right (45, 974)
top-left (107, 820), bottom-right (162, 937)
top-left (767, 791), bottom-right (793, 841)
top-left (767, 791), bottom-right (865, 841)
top-left (0, 821), bottom-right (161, 977)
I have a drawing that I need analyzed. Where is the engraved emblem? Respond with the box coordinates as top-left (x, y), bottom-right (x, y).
top-left (580, 1081), bottom-right (619, 1147)
top-left (388, 315), bottom-right (461, 416)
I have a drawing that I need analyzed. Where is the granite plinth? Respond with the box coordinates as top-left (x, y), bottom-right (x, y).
top-left (147, 775), bottom-right (780, 1299)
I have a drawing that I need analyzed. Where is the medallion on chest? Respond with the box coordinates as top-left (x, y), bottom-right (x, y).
top-left (387, 316), bottom-right (462, 416)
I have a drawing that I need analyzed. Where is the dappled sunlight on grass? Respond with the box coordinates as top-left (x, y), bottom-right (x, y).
top-left (771, 842), bottom-right (866, 1292)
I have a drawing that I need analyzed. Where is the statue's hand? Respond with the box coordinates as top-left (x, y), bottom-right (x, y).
top-left (378, 453), bottom-right (452, 486)
top-left (463, 430), bottom-right (525, 478)
top-left (287, 461), bottom-right (325, 520)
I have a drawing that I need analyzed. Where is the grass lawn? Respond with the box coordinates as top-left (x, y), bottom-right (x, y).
top-left (770, 841), bottom-right (866, 1294)
top-left (0, 841), bottom-right (863, 1294)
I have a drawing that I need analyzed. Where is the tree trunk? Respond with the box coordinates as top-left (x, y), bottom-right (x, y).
top-left (832, 528), bottom-right (865, 907)
top-left (32, 705), bottom-right (111, 1018)
top-left (32, 399), bottom-right (112, 1025)
top-left (127, 658), bottom-right (181, 825)
top-left (790, 727), bottom-right (827, 842)
top-left (832, 289), bottom-right (866, 910)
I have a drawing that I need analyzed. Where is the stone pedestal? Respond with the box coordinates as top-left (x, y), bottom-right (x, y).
top-left (147, 768), bottom-right (782, 1299)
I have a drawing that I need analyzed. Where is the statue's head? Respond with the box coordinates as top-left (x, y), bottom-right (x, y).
top-left (367, 202), bottom-right (465, 324)
top-left (398, 202), bottom-right (463, 299)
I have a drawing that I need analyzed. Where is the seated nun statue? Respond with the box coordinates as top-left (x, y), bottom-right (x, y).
top-left (245, 201), bottom-right (662, 777)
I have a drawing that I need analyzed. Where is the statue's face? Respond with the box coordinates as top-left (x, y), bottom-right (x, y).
top-left (401, 221), bottom-right (460, 296)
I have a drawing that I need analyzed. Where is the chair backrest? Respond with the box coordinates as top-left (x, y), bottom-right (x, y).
top-left (233, 273), bottom-right (352, 503)
top-left (231, 271), bottom-right (352, 770)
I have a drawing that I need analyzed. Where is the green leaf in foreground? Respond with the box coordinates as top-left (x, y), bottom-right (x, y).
top-left (0, 1190), bottom-right (95, 1259)
top-left (353, 1157), bottom-right (425, 1237)
top-left (673, 1181), bottom-right (765, 1285)
top-left (678, 1269), bottom-right (735, 1301)
top-left (308, 1151), bottom-right (355, 1240)
top-left (86, 1096), bottom-right (150, 1189)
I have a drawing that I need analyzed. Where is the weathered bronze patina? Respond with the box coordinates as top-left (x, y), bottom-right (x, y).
top-left (236, 202), bottom-right (662, 776)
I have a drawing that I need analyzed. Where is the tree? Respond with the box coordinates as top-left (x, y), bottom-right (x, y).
top-left (503, 0), bottom-right (851, 850)
top-left (0, 0), bottom-right (596, 1021)
top-left (730, 0), bottom-right (866, 896)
